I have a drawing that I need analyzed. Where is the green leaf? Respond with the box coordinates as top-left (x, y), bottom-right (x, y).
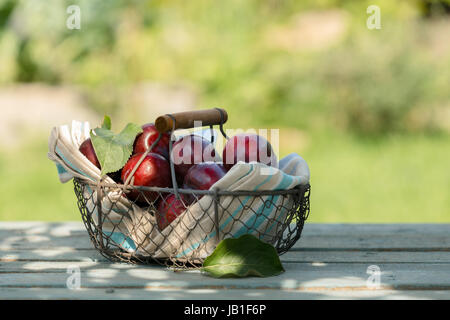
top-left (102, 115), bottom-right (112, 130)
top-left (90, 121), bottom-right (142, 176)
top-left (202, 234), bottom-right (285, 278)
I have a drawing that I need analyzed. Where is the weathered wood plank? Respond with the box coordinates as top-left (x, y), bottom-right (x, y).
top-left (0, 222), bottom-right (85, 235)
top-left (3, 234), bottom-right (450, 251)
top-left (1, 249), bottom-right (449, 266)
top-left (2, 222), bottom-right (448, 236)
top-left (294, 223), bottom-right (450, 249)
top-left (0, 222), bottom-right (449, 299)
top-left (1, 263), bottom-right (450, 290)
top-left (0, 261), bottom-right (107, 272)
top-left (294, 235), bottom-right (450, 250)
top-left (0, 234), bottom-right (93, 250)
top-left (300, 224), bottom-right (450, 235)
top-left (282, 251), bottom-right (450, 263)
top-left (0, 222), bottom-right (92, 250)
top-left (0, 248), bottom-right (106, 262)
top-left (1, 223), bottom-right (450, 250)
top-left (0, 287), bottom-right (449, 300)
top-left (2, 223), bottom-right (449, 235)
top-left (2, 258), bottom-right (450, 274)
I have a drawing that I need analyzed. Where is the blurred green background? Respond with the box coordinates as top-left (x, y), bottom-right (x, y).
top-left (0, 0), bottom-right (449, 222)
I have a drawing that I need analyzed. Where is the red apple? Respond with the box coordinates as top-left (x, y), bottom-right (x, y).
top-left (156, 194), bottom-right (191, 230)
top-left (222, 133), bottom-right (277, 171)
top-left (171, 134), bottom-right (217, 183)
top-left (133, 123), bottom-right (171, 160)
top-left (183, 162), bottom-right (226, 191)
top-left (79, 138), bottom-right (101, 169)
top-left (121, 152), bottom-right (171, 204)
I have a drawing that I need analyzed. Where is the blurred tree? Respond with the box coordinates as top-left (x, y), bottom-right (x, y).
top-left (0, 0), bottom-right (15, 29)
top-left (419, 0), bottom-right (450, 17)
top-left (16, 38), bottom-right (38, 82)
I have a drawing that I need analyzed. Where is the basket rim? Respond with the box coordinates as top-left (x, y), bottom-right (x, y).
top-left (74, 177), bottom-right (310, 196)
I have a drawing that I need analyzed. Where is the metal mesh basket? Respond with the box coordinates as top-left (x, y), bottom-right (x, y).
top-left (73, 109), bottom-right (311, 268)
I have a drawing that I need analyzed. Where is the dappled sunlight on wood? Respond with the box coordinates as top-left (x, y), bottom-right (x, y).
top-left (311, 262), bottom-right (327, 267)
top-left (86, 268), bottom-right (120, 279)
top-left (0, 235), bottom-right (50, 250)
top-left (21, 261), bottom-right (98, 271)
top-left (299, 276), bottom-right (369, 288)
top-left (0, 222), bottom-right (449, 299)
top-left (30, 248), bottom-right (79, 258)
top-left (127, 268), bottom-right (171, 280)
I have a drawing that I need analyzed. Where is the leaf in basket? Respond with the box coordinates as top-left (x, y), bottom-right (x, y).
top-left (90, 119), bottom-right (142, 176)
top-left (202, 234), bottom-right (285, 278)
top-left (102, 115), bottom-right (112, 130)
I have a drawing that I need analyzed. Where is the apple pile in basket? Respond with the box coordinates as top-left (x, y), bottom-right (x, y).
top-left (79, 121), bottom-right (278, 232)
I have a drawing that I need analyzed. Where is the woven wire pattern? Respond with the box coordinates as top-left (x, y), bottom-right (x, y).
top-left (74, 178), bottom-right (310, 269)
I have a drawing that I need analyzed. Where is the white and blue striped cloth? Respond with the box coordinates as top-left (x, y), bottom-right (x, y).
top-left (48, 121), bottom-right (310, 259)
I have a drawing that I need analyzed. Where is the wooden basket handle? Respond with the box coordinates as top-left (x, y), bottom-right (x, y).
top-left (155, 108), bottom-right (228, 133)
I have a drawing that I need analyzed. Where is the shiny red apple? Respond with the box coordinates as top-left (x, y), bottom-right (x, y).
top-left (222, 133), bottom-right (277, 171)
top-left (183, 162), bottom-right (226, 191)
top-left (121, 152), bottom-right (171, 204)
top-left (171, 134), bottom-right (217, 183)
top-left (79, 138), bottom-right (101, 169)
top-left (133, 123), bottom-right (171, 160)
top-left (156, 194), bottom-right (191, 230)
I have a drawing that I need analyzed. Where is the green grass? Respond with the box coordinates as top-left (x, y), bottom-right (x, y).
top-left (0, 130), bottom-right (448, 222)
top-left (0, 138), bottom-right (80, 221)
top-left (298, 131), bottom-right (450, 222)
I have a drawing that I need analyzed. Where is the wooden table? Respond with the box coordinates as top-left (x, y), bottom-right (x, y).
top-left (1, 222), bottom-right (449, 300)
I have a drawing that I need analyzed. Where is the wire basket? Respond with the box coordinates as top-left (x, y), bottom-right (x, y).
top-left (73, 109), bottom-right (311, 268)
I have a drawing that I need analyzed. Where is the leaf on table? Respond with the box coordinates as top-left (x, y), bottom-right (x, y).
top-left (90, 119), bottom-right (142, 176)
top-left (202, 234), bottom-right (285, 278)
